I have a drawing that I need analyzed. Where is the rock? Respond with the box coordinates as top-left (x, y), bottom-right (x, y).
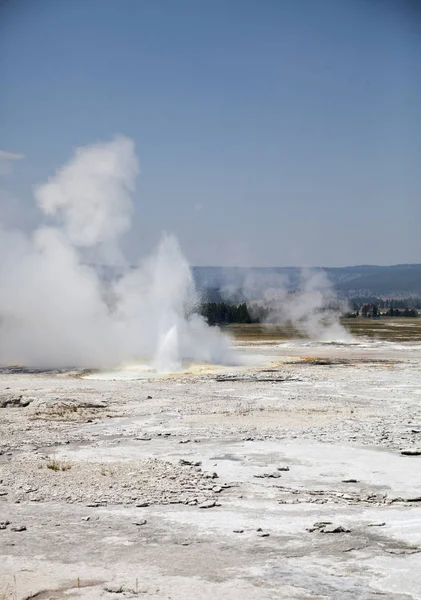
top-left (179, 439), bottom-right (191, 444)
top-left (233, 529), bottom-right (244, 533)
top-left (135, 436), bottom-right (152, 441)
top-left (136, 501), bottom-right (150, 507)
top-left (257, 532), bottom-right (270, 537)
top-left (198, 500), bottom-right (217, 509)
top-left (277, 466), bottom-right (290, 472)
top-left (0, 394), bottom-right (32, 408)
top-left (389, 497), bottom-right (404, 504)
top-left (306, 521), bottom-right (333, 532)
top-left (342, 479), bottom-right (358, 483)
top-left (11, 525), bottom-right (27, 532)
top-left (76, 400), bottom-right (107, 409)
top-left (321, 524), bottom-right (350, 534)
top-left (401, 449), bottom-right (421, 456)
top-left (367, 522), bottom-right (386, 527)
top-left (254, 472), bottom-right (281, 479)
top-left (104, 584), bottom-right (124, 593)
top-left (179, 459), bottom-right (201, 467)
top-left (133, 519), bottom-right (147, 526)
top-left (147, 395), bottom-right (152, 399)
top-left (82, 516), bottom-right (90, 521)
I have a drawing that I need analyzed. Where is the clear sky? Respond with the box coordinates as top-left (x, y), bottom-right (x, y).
top-left (1, 0), bottom-right (420, 267)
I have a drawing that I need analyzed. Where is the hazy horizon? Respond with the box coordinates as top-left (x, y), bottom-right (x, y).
top-left (192, 262), bottom-right (421, 269)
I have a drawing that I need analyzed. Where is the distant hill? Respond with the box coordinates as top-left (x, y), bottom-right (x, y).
top-left (92, 263), bottom-right (421, 299)
top-left (192, 264), bottom-right (421, 299)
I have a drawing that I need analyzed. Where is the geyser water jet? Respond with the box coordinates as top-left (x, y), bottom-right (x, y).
top-left (0, 136), bottom-right (235, 370)
top-left (155, 325), bottom-right (180, 373)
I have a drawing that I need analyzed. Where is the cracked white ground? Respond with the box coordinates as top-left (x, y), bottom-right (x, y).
top-left (1, 336), bottom-right (421, 599)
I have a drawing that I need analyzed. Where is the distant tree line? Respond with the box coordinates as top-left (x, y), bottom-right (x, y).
top-left (199, 302), bottom-right (257, 326)
top-left (349, 297), bottom-right (421, 310)
top-left (345, 299), bottom-right (420, 319)
top-left (199, 296), bottom-right (420, 324)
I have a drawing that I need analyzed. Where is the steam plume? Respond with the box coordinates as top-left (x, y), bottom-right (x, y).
top-left (222, 269), bottom-right (351, 342)
top-left (0, 137), bottom-right (233, 369)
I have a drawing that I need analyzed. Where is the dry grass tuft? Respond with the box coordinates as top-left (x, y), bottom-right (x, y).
top-left (46, 458), bottom-right (72, 472)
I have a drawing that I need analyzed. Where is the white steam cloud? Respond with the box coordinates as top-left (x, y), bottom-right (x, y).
top-left (223, 269), bottom-right (352, 343)
top-left (0, 136), bottom-right (233, 369)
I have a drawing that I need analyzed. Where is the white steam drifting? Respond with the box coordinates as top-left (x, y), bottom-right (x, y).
top-left (0, 137), bottom-right (233, 369)
top-left (223, 269), bottom-right (352, 343)
top-left (262, 271), bottom-right (352, 342)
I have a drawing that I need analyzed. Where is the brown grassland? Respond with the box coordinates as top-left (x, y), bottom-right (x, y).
top-left (228, 317), bottom-right (421, 343)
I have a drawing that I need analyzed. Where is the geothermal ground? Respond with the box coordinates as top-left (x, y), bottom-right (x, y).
top-left (1, 323), bottom-right (421, 599)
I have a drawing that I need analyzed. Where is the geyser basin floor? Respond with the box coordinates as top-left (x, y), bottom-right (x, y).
top-left (82, 360), bottom-right (255, 381)
top-left (1, 337), bottom-right (421, 599)
top-left (83, 362), bottom-right (166, 380)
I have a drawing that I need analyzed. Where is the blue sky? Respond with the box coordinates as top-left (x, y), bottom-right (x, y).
top-left (1, 0), bottom-right (420, 267)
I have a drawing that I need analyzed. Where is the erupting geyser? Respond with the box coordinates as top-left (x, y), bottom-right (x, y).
top-left (0, 136), bottom-right (235, 370)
